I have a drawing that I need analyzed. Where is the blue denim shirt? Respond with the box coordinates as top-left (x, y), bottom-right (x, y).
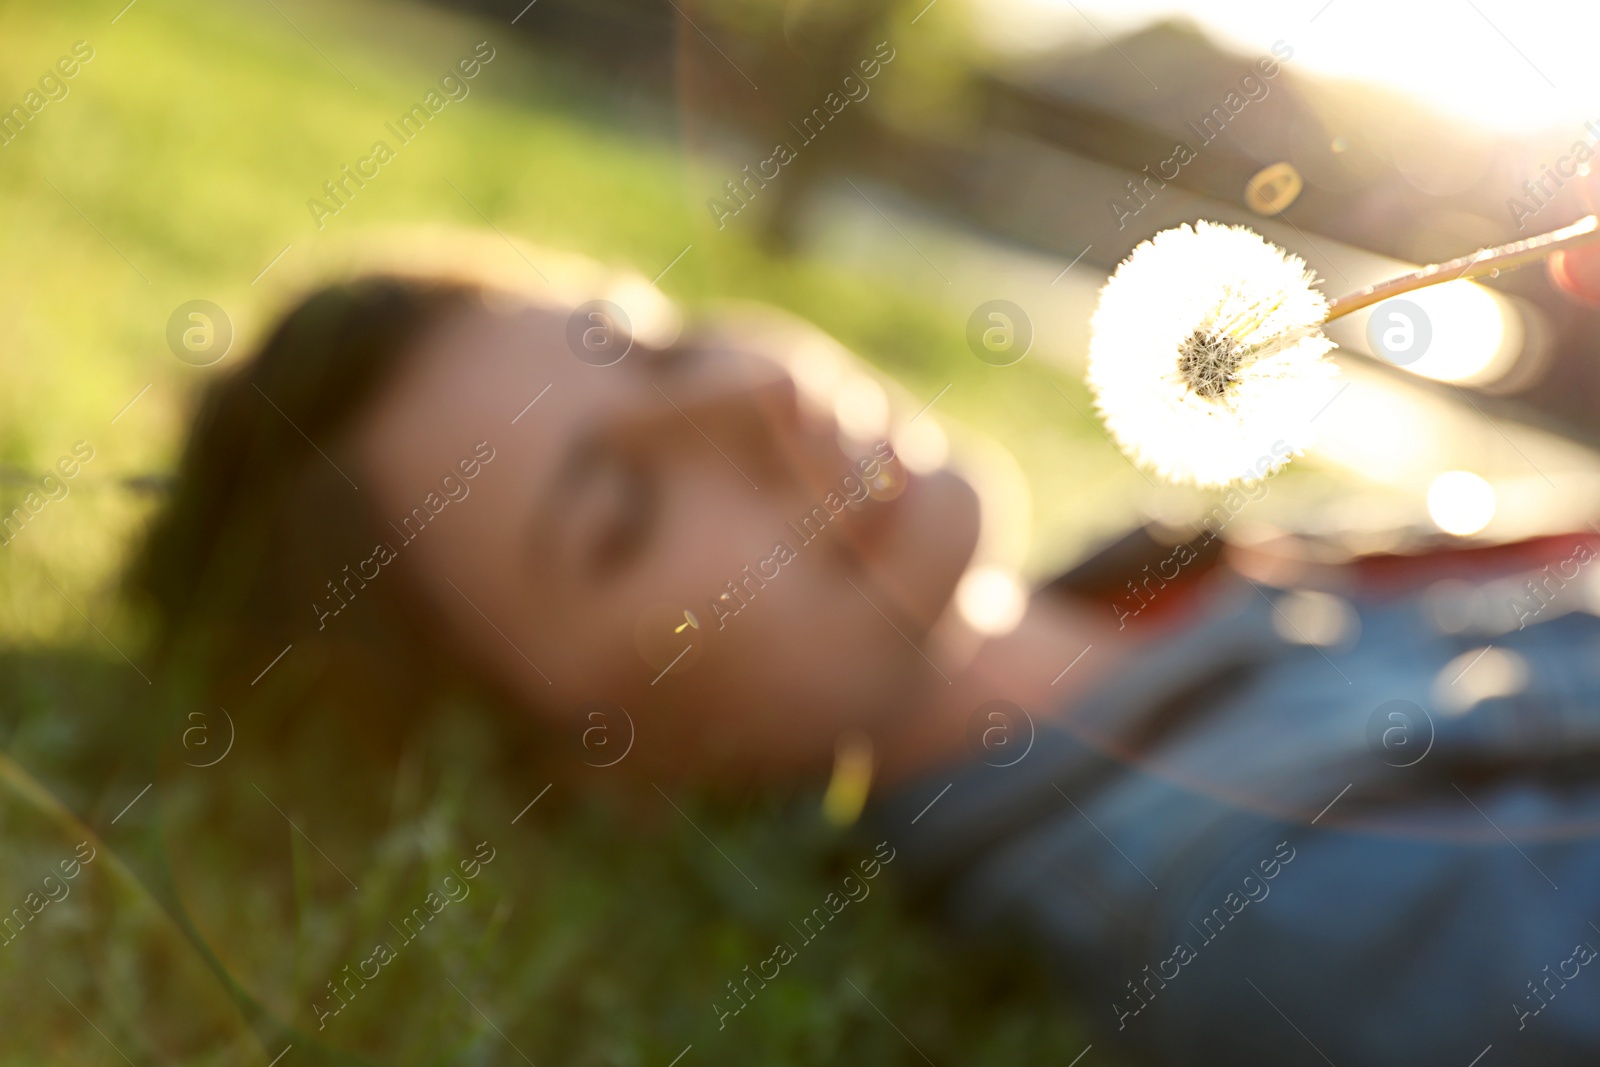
top-left (873, 577), bottom-right (1600, 1065)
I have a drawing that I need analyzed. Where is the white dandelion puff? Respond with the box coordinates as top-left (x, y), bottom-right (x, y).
top-left (1087, 221), bottom-right (1338, 488)
top-left (1085, 211), bottom-right (1600, 488)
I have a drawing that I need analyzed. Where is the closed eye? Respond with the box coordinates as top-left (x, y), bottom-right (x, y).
top-left (578, 445), bottom-right (656, 579)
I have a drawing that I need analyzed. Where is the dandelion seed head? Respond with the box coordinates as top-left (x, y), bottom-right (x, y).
top-left (1087, 221), bottom-right (1340, 488)
top-left (1175, 328), bottom-right (1244, 400)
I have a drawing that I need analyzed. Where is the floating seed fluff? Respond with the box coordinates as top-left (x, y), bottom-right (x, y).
top-left (1086, 221), bottom-right (1340, 487)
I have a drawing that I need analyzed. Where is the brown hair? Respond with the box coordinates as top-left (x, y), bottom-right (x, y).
top-left (129, 274), bottom-right (489, 743)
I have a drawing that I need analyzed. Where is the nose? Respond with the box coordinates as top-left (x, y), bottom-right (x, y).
top-left (649, 344), bottom-right (848, 496)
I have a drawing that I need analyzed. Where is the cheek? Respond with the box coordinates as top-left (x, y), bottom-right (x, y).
top-left (402, 477), bottom-right (576, 703)
top-left (691, 549), bottom-right (911, 731)
top-left (625, 481), bottom-right (880, 731)
top-left (646, 463), bottom-right (792, 597)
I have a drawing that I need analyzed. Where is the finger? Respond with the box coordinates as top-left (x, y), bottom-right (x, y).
top-left (1549, 245), bottom-right (1600, 306)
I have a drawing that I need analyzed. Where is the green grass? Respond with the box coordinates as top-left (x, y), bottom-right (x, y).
top-left (0, 0), bottom-right (1121, 1061)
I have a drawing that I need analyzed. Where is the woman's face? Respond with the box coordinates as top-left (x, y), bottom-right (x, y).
top-left (356, 293), bottom-right (980, 776)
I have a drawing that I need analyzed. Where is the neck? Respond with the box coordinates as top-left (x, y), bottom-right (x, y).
top-left (869, 591), bottom-right (1136, 790)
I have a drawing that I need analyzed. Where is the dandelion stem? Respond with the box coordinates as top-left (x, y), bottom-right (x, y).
top-left (1324, 214), bottom-right (1600, 322)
